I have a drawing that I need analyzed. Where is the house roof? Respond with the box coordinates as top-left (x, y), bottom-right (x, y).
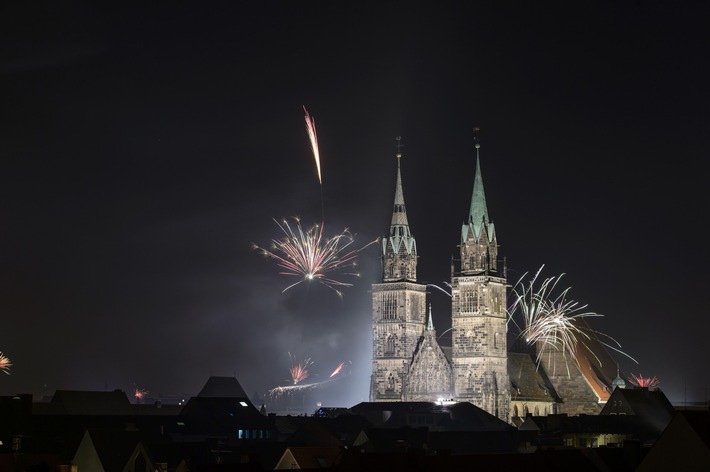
top-left (600, 387), bottom-right (676, 434)
top-left (349, 401), bottom-right (513, 432)
top-left (285, 415), bottom-right (372, 447)
top-left (178, 396), bottom-right (270, 434)
top-left (49, 390), bottom-right (134, 415)
top-left (508, 352), bottom-right (560, 402)
top-left (571, 318), bottom-right (629, 402)
top-left (197, 376), bottom-right (248, 399)
top-left (276, 446), bottom-right (342, 470)
top-left (77, 428), bottom-right (147, 472)
top-left (635, 410), bottom-right (710, 471)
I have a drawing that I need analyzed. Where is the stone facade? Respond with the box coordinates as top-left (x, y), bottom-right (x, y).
top-left (370, 282), bottom-right (427, 401)
top-left (405, 309), bottom-right (453, 402)
top-left (370, 136), bottom-right (613, 423)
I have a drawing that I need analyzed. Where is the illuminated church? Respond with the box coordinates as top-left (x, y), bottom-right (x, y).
top-left (370, 131), bottom-right (623, 423)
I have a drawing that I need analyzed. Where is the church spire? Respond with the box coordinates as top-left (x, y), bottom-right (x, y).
top-left (460, 128), bottom-right (498, 275)
top-left (381, 137), bottom-right (418, 282)
top-left (426, 304), bottom-right (434, 332)
top-left (468, 128), bottom-right (490, 240)
top-left (390, 137), bottom-right (410, 232)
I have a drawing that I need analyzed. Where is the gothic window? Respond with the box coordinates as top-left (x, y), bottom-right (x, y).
top-left (534, 407), bottom-right (539, 416)
top-left (385, 335), bottom-right (396, 355)
top-left (382, 293), bottom-right (397, 320)
top-left (513, 405), bottom-right (519, 417)
top-left (467, 372), bottom-right (474, 389)
top-left (461, 287), bottom-right (479, 313)
top-left (387, 374), bottom-right (395, 391)
top-left (524, 405), bottom-right (529, 416)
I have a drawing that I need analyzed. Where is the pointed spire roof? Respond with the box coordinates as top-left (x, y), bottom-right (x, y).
top-left (383, 137), bottom-right (415, 255)
top-left (390, 151), bottom-right (410, 229)
top-left (426, 304), bottom-right (434, 331)
top-left (463, 128), bottom-right (495, 242)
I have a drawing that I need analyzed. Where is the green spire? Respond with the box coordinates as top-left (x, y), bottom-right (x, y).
top-left (468, 152), bottom-right (489, 238)
top-left (466, 128), bottom-right (492, 241)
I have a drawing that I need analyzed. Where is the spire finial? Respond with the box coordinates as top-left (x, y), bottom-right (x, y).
top-left (426, 304), bottom-right (434, 331)
top-left (395, 136), bottom-right (403, 159)
top-left (473, 127), bottom-right (481, 149)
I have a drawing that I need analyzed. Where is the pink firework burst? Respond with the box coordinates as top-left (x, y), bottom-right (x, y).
top-left (0, 352), bottom-right (11, 375)
top-left (253, 217), bottom-right (378, 296)
top-left (134, 385), bottom-right (148, 401)
top-left (628, 373), bottom-right (660, 389)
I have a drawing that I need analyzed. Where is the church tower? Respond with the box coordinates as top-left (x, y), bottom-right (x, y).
top-left (450, 129), bottom-right (510, 421)
top-left (370, 139), bottom-right (427, 401)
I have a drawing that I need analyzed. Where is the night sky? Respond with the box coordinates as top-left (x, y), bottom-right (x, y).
top-left (1, 3), bottom-right (708, 407)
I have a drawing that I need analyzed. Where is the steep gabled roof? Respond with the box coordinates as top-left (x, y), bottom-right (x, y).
top-left (275, 446), bottom-right (342, 470)
top-left (636, 410), bottom-right (710, 471)
top-left (600, 387), bottom-right (675, 435)
top-left (508, 352), bottom-right (560, 402)
top-left (197, 376), bottom-right (248, 399)
top-left (572, 318), bottom-right (631, 402)
top-left (73, 428), bottom-right (149, 472)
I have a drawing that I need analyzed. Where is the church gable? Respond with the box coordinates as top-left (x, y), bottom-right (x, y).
top-left (405, 333), bottom-right (452, 401)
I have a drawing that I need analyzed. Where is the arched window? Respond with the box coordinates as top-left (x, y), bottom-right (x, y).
top-left (385, 335), bottom-right (396, 355)
top-left (524, 405), bottom-right (529, 416)
top-left (513, 405), bottom-right (519, 417)
top-left (387, 374), bottom-right (395, 391)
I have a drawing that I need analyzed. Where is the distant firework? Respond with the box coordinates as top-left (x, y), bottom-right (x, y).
top-left (289, 354), bottom-right (313, 385)
top-left (0, 352), bottom-right (11, 375)
top-left (303, 106), bottom-right (322, 185)
top-left (134, 385), bottom-right (148, 401)
top-left (253, 217), bottom-right (377, 296)
top-left (628, 373), bottom-right (660, 389)
top-left (508, 265), bottom-right (636, 376)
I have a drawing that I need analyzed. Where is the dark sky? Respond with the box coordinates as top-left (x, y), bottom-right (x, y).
top-left (1, 3), bottom-right (708, 407)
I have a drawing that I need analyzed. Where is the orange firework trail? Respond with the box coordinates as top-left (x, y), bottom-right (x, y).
top-left (329, 360), bottom-right (351, 378)
top-left (303, 106), bottom-right (321, 185)
top-left (253, 217), bottom-right (378, 296)
top-left (0, 352), bottom-right (11, 375)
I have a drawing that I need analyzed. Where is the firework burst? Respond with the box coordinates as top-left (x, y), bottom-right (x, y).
top-left (303, 106), bottom-right (321, 185)
top-left (289, 354), bottom-right (313, 385)
top-left (253, 217), bottom-right (378, 296)
top-left (0, 352), bottom-right (11, 375)
top-left (508, 265), bottom-right (636, 376)
top-left (133, 385), bottom-right (148, 401)
top-left (628, 373), bottom-right (660, 389)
